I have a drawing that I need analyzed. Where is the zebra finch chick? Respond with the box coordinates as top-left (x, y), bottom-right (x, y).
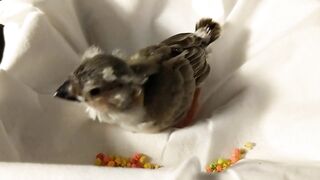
top-left (54, 18), bottom-right (221, 132)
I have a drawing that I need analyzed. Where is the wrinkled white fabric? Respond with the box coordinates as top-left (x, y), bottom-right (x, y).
top-left (1, 0), bottom-right (320, 179)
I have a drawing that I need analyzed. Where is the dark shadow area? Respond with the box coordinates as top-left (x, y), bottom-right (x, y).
top-left (0, 0), bottom-right (2, 63)
top-left (0, 25), bottom-right (4, 63)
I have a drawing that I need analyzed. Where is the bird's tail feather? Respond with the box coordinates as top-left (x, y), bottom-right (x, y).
top-left (195, 18), bottom-right (221, 45)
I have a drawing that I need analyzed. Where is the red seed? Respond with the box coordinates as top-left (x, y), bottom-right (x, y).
top-left (96, 153), bottom-right (105, 160)
top-left (131, 163), bottom-right (142, 168)
top-left (103, 156), bottom-right (111, 164)
top-left (231, 156), bottom-right (239, 164)
top-left (131, 158), bottom-right (138, 164)
top-left (132, 153), bottom-right (142, 161)
top-left (216, 165), bottom-right (222, 172)
top-left (206, 166), bottom-right (213, 173)
top-left (232, 148), bottom-right (241, 156)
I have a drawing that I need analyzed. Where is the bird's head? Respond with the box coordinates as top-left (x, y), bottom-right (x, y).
top-left (54, 48), bottom-right (145, 112)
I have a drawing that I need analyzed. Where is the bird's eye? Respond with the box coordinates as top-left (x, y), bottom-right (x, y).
top-left (172, 47), bottom-right (182, 52)
top-left (89, 88), bottom-right (101, 96)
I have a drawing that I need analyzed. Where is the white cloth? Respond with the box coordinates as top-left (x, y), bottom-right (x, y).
top-left (1, 0), bottom-right (320, 179)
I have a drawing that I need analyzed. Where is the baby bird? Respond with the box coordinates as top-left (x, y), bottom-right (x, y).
top-left (54, 18), bottom-right (221, 133)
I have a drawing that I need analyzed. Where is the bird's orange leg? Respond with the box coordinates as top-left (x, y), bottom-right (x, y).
top-left (175, 88), bottom-right (201, 128)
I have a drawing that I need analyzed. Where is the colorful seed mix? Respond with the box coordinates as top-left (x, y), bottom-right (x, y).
top-left (94, 142), bottom-right (255, 173)
top-left (206, 142), bottom-right (255, 173)
top-left (94, 152), bottom-right (161, 169)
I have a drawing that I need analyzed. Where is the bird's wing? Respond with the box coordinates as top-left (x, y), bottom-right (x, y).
top-left (161, 33), bottom-right (203, 48)
top-left (128, 45), bottom-right (171, 78)
top-left (184, 46), bottom-right (210, 85)
top-left (161, 33), bottom-right (210, 85)
top-left (129, 18), bottom-right (220, 87)
top-left (143, 52), bottom-right (196, 127)
top-left (128, 34), bottom-right (211, 86)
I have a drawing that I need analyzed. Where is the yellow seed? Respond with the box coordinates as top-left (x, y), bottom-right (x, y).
top-left (240, 148), bottom-right (247, 154)
top-left (115, 157), bottom-right (122, 165)
top-left (121, 159), bottom-right (128, 167)
top-left (222, 163), bottom-right (229, 168)
top-left (120, 162), bottom-right (126, 167)
top-left (244, 142), bottom-right (255, 150)
top-left (139, 155), bottom-right (148, 164)
top-left (95, 158), bottom-right (102, 166)
top-left (226, 159), bottom-right (231, 166)
top-left (154, 164), bottom-right (161, 169)
top-left (217, 158), bottom-right (224, 165)
top-left (144, 163), bottom-right (152, 169)
top-left (107, 161), bottom-right (115, 167)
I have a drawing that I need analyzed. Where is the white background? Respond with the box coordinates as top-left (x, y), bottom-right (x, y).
top-left (0, 0), bottom-right (320, 179)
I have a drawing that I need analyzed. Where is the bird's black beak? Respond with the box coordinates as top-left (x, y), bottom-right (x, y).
top-left (53, 80), bottom-right (79, 102)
